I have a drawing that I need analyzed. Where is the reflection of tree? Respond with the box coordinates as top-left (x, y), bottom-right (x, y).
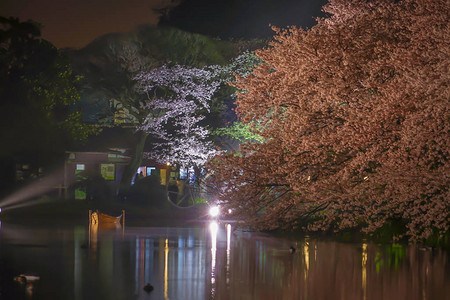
top-left (374, 244), bottom-right (406, 273)
top-left (212, 237), bottom-right (448, 300)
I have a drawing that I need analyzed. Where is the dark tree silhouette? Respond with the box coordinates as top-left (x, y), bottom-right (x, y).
top-left (0, 17), bottom-right (97, 192)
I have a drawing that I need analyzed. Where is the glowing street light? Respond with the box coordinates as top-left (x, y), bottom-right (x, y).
top-left (209, 206), bottom-right (220, 218)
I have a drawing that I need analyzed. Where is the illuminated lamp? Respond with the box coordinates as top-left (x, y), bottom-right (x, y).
top-left (209, 206), bottom-right (220, 218)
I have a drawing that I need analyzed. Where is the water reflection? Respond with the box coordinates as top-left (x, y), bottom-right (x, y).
top-left (362, 242), bottom-right (368, 300)
top-left (303, 237), bottom-right (309, 299)
top-left (226, 223), bottom-right (231, 286)
top-left (210, 221), bottom-right (218, 299)
top-left (0, 221), bottom-right (449, 300)
top-left (164, 238), bottom-right (169, 300)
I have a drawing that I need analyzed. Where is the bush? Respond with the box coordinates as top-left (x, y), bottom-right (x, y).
top-left (127, 175), bottom-right (168, 208)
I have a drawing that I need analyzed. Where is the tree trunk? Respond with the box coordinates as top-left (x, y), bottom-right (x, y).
top-left (119, 131), bottom-right (148, 199)
top-left (193, 164), bottom-right (201, 186)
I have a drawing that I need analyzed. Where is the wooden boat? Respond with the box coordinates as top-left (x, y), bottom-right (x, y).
top-left (88, 210), bottom-right (125, 249)
top-left (90, 210), bottom-right (124, 225)
top-left (98, 211), bottom-right (122, 223)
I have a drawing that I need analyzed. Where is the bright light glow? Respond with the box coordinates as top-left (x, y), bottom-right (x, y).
top-left (209, 206), bottom-right (220, 217)
top-left (226, 223), bottom-right (231, 284)
top-left (0, 168), bottom-right (64, 208)
top-left (0, 208), bottom-right (2, 213)
top-left (209, 221), bottom-right (218, 297)
top-left (209, 221), bottom-right (219, 234)
top-left (228, 209), bottom-right (232, 214)
top-left (226, 224), bottom-right (231, 252)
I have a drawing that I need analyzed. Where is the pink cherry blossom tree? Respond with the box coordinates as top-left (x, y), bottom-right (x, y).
top-left (208, 0), bottom-right (449, 241)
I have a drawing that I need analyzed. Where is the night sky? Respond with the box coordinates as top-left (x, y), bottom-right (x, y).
top-left (1, 0), bottom-right (172, 48)
top-left (1, 0), bottom-right (326, 49)
top-left (160, 0), bottom-right (327, 41)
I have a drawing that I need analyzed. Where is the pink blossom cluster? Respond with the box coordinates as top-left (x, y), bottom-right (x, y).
top-left (208, 0), bottom-right (449, 241)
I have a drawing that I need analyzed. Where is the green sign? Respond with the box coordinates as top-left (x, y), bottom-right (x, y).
top-left (100, 163), bottom-right (115, 180)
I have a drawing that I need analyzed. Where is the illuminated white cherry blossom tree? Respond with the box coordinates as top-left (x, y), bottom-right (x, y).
top-left (135, 64), bottom-right (224, 168)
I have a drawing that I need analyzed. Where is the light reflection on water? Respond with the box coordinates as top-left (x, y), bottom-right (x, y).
top-left (362, 242), bottom-right (368, 300)
top-left (210, 221), bottom-right (218, 299)
top-left (0, 221), bottom-right (448, 300)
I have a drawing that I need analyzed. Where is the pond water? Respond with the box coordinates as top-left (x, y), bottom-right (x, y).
top-left (0, 220), bottom-right (448, 300)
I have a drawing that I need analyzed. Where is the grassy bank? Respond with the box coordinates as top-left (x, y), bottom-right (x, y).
top-left (270, 220), bottom-right (450, 250)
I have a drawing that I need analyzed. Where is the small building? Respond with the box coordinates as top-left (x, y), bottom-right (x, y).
top-left (62, 128), bottom-right (189, 200)
top-left (64, 149), bottom-right (131, 199)
top-left (134, 158), bottom-right (175, 186)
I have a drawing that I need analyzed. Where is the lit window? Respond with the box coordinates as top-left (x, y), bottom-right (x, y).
top-left (179, 168), bottom-right (187, 180)
top-left (76, 164), bottom-right (85, 170)
top-left (147, 167), bottom-right (156, 175)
